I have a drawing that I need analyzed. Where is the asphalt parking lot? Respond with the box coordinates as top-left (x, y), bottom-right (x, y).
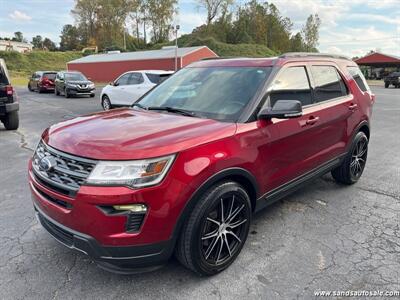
top-left (0, 86), bottom-right (399, 299)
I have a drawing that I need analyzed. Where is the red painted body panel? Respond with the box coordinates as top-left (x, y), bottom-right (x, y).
top-left (43, 108), bottom-right (236, 160)
top-left (29, 56), bottom-right (374, 261)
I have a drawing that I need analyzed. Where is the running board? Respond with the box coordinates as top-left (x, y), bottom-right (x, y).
top-left (255, 155), bottom-right (344, 212)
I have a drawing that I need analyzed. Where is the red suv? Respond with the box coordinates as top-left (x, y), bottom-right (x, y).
top-left (28, 53), bottom-right (375, 275)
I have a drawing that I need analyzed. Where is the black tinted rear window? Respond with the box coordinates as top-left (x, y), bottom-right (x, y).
top-left (347, 66), bottom-right (370, 92)
top-left (146, 73), bottom-right (171, 84)
top-left (43, 73), bottom-right (56, 80)
top-left (0, 64), bottom-right (10, 85)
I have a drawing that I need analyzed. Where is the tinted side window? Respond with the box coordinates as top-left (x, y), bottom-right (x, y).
top-left (311, 66), bottom-right (347, 102)
top-left (270, 66), bottom-right (312, 107)
top-left (347, 66), bottom-right (370, 92)
top-left (129, 73), bottom-right (144, 85)
top-left (116, 74), bottom-right (131, 86)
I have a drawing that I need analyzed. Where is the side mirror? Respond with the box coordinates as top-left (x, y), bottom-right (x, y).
top-left (87, 77), bottom-right (92, 80)
top-left (258, 100), bottom-right (303, 120)
top-left (111, 81), bottom-right (119, 86)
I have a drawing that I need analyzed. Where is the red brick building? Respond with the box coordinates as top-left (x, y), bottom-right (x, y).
top-left (67, 46), bottom-right (217, 82)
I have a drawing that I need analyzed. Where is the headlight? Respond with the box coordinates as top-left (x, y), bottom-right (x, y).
top-left (67, 83), bottom-right (77, 88)
top-left (88, 83), bottom-right (95, 88)
top-left (86, 154), bottom-right (175, 188)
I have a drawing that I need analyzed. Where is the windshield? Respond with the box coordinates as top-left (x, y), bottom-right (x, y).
top-left (65, 73), bottom-right (87, 81)
top-left (137, 67), bottom-right (271, 122)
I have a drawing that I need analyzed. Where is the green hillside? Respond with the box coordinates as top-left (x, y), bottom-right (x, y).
top-left (182, 37), bottom-right (277, 57)
top-left (153, 36), bottom-right (277, 58)
top-left (0, 51), bottom-right (83, 85)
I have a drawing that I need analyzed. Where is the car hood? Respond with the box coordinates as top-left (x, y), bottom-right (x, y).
top-left (43, 109), bottom-right (236, 160)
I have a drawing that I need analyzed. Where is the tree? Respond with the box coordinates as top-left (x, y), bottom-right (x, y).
top-left (146, 0), bottom-right (177, 43)
top-left (290, 32), bottom-right (305, 51)
top-left (12, 31), bottom-right (25, 42)
top-left (130, 0), bottom-right (148, 45)
top-left (301, 14), bottom-right (321, 52)
top-left (197, 0), bottom-right (233, 25)
top-left (31, 35), bottom-right (43, 49)
top-left (72, 0), bottom-right (100, 45)
top-left (43, 38), bottom-right (57, 51)
top-left (60, 24), bottom-right (81, 51)
top-left (289, 32), bottom-right (305, 52)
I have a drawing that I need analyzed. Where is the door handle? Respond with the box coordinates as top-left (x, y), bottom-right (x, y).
top-left (306, 116), bottom-right (319, 125)
top-left (300, 116), bottom-right (319, 127)
top-left (348, 103), bottom-right (358, 110)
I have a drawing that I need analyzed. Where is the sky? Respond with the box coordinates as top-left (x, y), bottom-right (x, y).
top-left (0, 0), bottom-right (399, 58)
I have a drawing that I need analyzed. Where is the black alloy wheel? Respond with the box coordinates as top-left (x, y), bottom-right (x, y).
top-left (349, 135), bottom-right (368, 181)
top-left (175, 181), bottom-right (251, 276)
top-left (332, 131), bottom-right (368, 184)
top-left (200, 193), bottom-right (249, 266)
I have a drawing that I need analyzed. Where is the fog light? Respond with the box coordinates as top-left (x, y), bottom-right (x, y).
top-left (112, 204), bottom-right (147, 213)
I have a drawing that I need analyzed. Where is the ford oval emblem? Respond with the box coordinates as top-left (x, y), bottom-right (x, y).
top-left (39, 156), bottom-right (57, 172)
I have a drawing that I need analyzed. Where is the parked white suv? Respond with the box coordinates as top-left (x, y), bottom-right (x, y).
top-left (100, 70), bottom-right (173, 110)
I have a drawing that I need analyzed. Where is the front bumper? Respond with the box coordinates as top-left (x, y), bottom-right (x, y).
top-left (34, 203), bottom-right (174, 273)
top-left (0, 102), bottom-right (19, 115)
top-left (66, 87), bottom-right (95, 95)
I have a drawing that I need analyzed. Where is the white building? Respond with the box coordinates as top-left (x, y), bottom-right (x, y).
top-left (0, 40), bottom-right (33, 53)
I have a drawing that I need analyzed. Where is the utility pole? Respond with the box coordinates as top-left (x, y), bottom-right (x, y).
top-left (174, 25), bottom-right (180, 72)
top-left (123, 28), bottom-right (126, 51)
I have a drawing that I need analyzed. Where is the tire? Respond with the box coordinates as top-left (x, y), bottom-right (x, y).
top-left (101, 95), bottom-right (112, 110)
top-left (2, 111), bottom-right (19, 130)
top-left (38, 87), bottom-right (43, 93)
top-left (384, 82), bottom-right (389, 88)
top-left (90, 93), bottom-right (95, 98)
top-left (331, 131), bottom-right (368, 185)
top-left (28, 84), bottom-right (32, 91)
top-left (55, 87), bottom-right (60, 96)
top-left (64, 88), bottom-right (70, 98)
top-left (175, 181), bottom-right (252, 276)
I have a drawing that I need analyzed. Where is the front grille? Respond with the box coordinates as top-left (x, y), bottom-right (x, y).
top-left (32, 141), bottom-right (97, 197)
top-left (38, 213), bottom-right (73, 247)
top-left (126, 214), bottom-right (146, 232)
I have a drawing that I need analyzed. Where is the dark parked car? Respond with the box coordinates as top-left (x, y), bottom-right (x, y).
top-left (29, 53), bottom-right (374, 276)
top-left (0, 58), bottom-right (19, 130)
top-left (384, 72), bottom-right (400, 88)
top-left (54, 71), bottom-right (95, 98)
top-left (28, 71), bottom-right (57, 93)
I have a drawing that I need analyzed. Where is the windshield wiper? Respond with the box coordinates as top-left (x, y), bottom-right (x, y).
top-left (147, 106), bottom-right (198, 117)
top-left (131, 103), bottom-right (147, 110)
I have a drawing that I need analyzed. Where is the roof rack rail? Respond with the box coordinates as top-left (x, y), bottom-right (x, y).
top-left (201, 56), bottom-right (245, 61)
top-left (279, 52), bottom-right (350, 60)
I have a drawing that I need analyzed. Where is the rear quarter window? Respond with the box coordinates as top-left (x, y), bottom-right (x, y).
top-left (146, 73), bottom-right (171, 84)
top-left (347, 66), bottom-right (370, 92)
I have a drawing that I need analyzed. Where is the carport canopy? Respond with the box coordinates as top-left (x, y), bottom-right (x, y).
top-left (355, 52), bottom-right (400, 68)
